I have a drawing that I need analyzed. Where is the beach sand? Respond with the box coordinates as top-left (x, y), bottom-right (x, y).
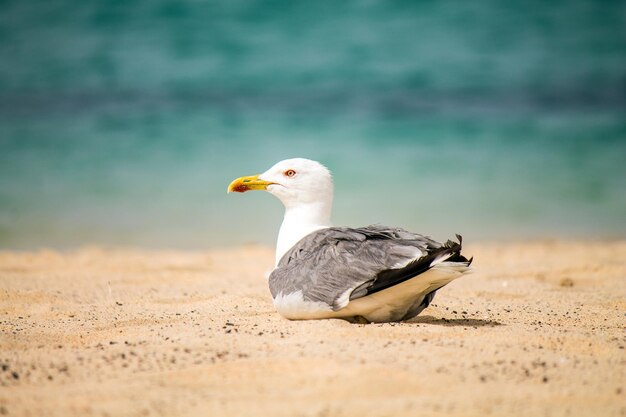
top-left (1, 241), bottom-right (624, 417)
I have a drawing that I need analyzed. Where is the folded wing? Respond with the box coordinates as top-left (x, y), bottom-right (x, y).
top-left (269, 225), bottom-right (470, 311)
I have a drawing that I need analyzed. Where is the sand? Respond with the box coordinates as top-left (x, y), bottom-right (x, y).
top-left (1, 241), bottom-right (625, 417)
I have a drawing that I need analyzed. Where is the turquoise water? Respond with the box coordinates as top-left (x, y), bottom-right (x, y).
top-left (0, 1), bottom-right (625, 249)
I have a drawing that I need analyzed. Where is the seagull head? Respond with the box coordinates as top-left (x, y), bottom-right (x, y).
top-left (227, 158), bottom-right (334, 208)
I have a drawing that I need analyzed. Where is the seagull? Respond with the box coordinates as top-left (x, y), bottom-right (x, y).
top-left (228, 158), bottom-right (472, 323)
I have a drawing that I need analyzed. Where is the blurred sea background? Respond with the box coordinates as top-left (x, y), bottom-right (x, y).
top-left (0, 0), bottom-right (625, 249)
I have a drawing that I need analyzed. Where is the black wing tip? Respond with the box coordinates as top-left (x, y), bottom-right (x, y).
top-left (442, 234), bottom-right (473, 265)
top-left (456, 235), bottom-right (473, 266)
top-left (443, 237), bottom-right (462, 251)
top-left (367, 236), bottom-right (465, 295)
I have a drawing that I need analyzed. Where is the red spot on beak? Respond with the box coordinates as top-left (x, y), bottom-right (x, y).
top-left (231, 184), bottom-right (249, 193)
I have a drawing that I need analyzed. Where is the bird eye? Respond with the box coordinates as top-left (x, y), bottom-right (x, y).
top-left (284, 169), bottom-right (296, 177)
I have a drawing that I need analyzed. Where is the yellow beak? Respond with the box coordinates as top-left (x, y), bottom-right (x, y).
top-left (227, 174), bottom-right (274, 193)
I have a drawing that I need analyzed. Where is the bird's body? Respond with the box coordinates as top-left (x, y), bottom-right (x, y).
top-left (228, 158), bottom-right (472, 323)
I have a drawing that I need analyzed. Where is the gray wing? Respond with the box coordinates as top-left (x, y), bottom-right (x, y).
top-left (268, 225), bottom-right (467, 311)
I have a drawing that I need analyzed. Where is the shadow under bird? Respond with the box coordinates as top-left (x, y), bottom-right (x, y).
top-left (228, 158), bottom-right (472, 323)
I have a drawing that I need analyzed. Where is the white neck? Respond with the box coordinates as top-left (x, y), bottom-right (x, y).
top-left (275, 201), bottom-right (332, 266)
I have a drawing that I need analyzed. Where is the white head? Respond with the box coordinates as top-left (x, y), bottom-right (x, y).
top-left (228, 158), bottom-right (334, 264)
top-left (227, 158), bottom-right (334, 210)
